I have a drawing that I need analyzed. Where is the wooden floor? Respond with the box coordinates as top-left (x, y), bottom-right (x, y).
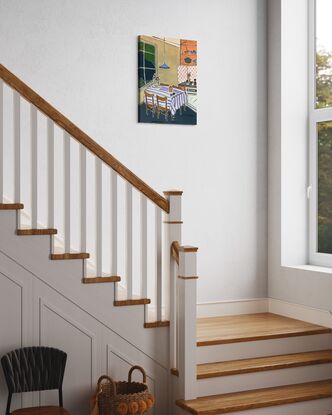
top-left (197, 313), bottom-right (331, 346)
top-left (176, 380), bottom-right (332, 414)
top-left (197, 349), bottom-right (332, 379)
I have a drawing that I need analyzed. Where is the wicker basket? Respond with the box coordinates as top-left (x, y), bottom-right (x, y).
top-left (96, 366), bottom-right (155, 415)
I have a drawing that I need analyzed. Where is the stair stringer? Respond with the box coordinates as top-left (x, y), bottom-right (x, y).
top-left (0, 250), bottom-right (168, 415)
top-left (0, 210), bottom-right (169, 367)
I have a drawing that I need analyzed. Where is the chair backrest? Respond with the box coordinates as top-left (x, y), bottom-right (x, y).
top-left (157, 95), bottom-right (168, 110)
top-left (144, 91), bottom-right (155, 108)
top-left (1, 346), bottom-right (67, 394)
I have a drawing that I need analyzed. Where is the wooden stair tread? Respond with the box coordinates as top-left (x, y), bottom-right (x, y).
top-left (144, 320), bottom-right (170, 328)
top-left (197, 313), bottom-right (331, 346)
top-left (197, 350), bottom-right (332, 379)
top-left (0, 203), bottom-right (24, 210)
top-left (82, 276), bottom-right (120, 284)
top-left (114, 298), bottom-right (151, 306)
top-left (50, 253), bottom-right (89, 260)
top-left (176, 380), bottom-right (332, 414)
top-left (16, 228), bottom-right (57, 235)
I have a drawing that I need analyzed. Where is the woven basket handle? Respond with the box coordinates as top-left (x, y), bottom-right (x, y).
top-left (128, 365), bottom-right (147, 384)
top-left (96, 375), bottom-right (117, 397)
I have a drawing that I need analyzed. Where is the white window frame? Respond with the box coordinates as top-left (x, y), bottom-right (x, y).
top-left (308, 0), bottom-right (332, 267)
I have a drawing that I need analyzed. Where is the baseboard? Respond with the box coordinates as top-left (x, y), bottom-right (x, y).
top-left (268, 298), bottom-right (332, 328)
top-left (197, 298), bottom-right (269, 318)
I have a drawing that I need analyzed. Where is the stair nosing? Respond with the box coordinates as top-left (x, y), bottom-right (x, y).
top-left (176, 380), bottom-right (332, 415)
top-left (197, 326), bottom-right (332, 347)
top-left (16, 228), bottom-right (57, 235)
top-left (197, 350), bottom-right (332, 379)
top-left (82, 276), bottom-right (121, 284)
top-left (114, 299), bottom-right (151, 306)
top-left (50, 252), bottom-right (90, 260)
top-left (0, 203), bottom-right (24, 210)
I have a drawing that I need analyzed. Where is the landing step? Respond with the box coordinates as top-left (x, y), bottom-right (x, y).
top-left (0, 203), bottom-right (24, 210)
top-left (197, 350), bottom-right (332, 379)
top-left (197, 313), bottom-right (331, 346)
top-left (176, 380), bottom-right (332, 414)
top-left (82, 276), bottom-right (121, 284)
top-left (50, 252), bottom-right (90, 260)
top-left (114, 299), bottom-right (151, 306)
top-left (16, 228), bottom-right (57, 235)
top-left (144, 321), bottom-right (170, 328)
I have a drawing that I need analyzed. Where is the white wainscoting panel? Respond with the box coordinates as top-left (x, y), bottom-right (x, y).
top-left (0, 251), bottom-right (168, 415)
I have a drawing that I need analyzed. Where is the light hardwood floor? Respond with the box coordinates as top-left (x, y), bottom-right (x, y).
top-left (197, 312), bottom-right (331, 346)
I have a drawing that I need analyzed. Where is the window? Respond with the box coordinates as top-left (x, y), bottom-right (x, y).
top-left (138, 41), bottom-right (156, 88)
top-left (309, 0), bottom-right (332, 266)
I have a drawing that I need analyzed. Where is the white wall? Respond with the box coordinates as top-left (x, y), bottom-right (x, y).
top-left (268, 0), bottom-right (332, 311)
top-left (0, 0), bottom-right (268, 303)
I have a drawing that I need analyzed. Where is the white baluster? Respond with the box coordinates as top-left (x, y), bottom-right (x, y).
top-left (31, 105), bottom-right (37, 228)
top-left (0, 79), bottom-right (3, 203)
top-left (126, 182), bottom-right (133, 299)
top-left (110, 170), bottom-right (117, 276)
top-left (141, 195), bottom-right (147, 298)
top-left (96, 158), bottom-right (102, 276)
top-left (155, 206), bottom-right (162, 320)
top-left (64, 131), bottom-right (70, 252)
top-left (80, 146), bottom-right (87, 254)
top-left (13, 91), bottom-right (21, 227)
top-left (47, 119), bottom-right (54, 229)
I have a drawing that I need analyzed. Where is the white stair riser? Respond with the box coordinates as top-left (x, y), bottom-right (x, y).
top-left (197, 333), bottom-right (332, 363)
top-left (197, 363), bottom-right (332, 396)
top-left (225, 398), bottom-right (332, 415)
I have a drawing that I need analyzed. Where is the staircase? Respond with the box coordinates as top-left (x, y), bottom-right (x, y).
top-left (177, 313), bottom-right (332, 414)
top-left (0, 64), bottom-right (332, 414)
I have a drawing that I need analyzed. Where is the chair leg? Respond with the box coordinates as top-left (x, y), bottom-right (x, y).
top-left (6, 393), bottom-right (12, 415)
top-left (59, 388), bottom-right (63, 407)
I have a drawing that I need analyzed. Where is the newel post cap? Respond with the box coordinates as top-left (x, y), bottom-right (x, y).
top-left (163, 190), bottom-right (183, 196)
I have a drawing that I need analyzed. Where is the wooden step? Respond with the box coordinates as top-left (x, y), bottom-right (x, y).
top-left (197, 350), bottom-right (332, 379)
top-left (114, 298), bottom-right (151, 306)
top-left (197, 313), bottom-right (331, 346)
top-left (16, 228), bottom-right (57, 236)
top-left (176, 380), bottom-right (332, 414)
top-left (144, 320), bottom-right (170, 328)
top-left (50, 253), bottom-right (89, 260)
top-left (0, 203), bottom-right (24, 210)
top-left (82, 276), bottom-right (121, 284)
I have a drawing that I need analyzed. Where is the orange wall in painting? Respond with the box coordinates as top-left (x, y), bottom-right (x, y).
top-left (180, 40), bottom-right (197, 66)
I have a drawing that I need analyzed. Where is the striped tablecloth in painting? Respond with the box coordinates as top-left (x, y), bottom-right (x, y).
top-left (144, 85), bottom-right (187, 116)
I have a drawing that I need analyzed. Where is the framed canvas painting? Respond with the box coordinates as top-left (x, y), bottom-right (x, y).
top-left (138, 35), bottom-right (197, 125)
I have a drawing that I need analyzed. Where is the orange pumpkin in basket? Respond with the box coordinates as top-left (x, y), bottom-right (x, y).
top-left (147, 394), bottom-right (155, 405)
top-left (137, 400), bottom-right (147, 413)
top-left (117, 402), bottom-right (128, 415)
top-left (145, 398), bottom-right (153, 410)
top-left (128, 401), bottom-right (139, 414)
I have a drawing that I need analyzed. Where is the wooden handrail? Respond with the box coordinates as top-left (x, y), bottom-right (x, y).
top-left (171, 241), bottom-right (180, 265)
top-left (0, 64), bottom-right (169, 213)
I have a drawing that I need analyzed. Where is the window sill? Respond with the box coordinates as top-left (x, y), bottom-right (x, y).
top-left (283, 264), bottom-right (332, 275)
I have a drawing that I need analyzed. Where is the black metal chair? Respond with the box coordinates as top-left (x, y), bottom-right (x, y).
top-left (1, 346), bottom-right (71, 415)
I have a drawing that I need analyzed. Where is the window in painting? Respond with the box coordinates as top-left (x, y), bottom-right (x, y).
top-left (138, 41), bottom-right (156, 88)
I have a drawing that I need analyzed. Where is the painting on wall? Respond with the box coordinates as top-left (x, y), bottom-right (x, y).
top-left (138, 35), bottom-right (197, 125)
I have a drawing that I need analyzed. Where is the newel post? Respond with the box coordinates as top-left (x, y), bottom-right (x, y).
top-left (163, 190), bottom-right (183, 365)
top-left (178, 246), bottom-right (198, 400)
